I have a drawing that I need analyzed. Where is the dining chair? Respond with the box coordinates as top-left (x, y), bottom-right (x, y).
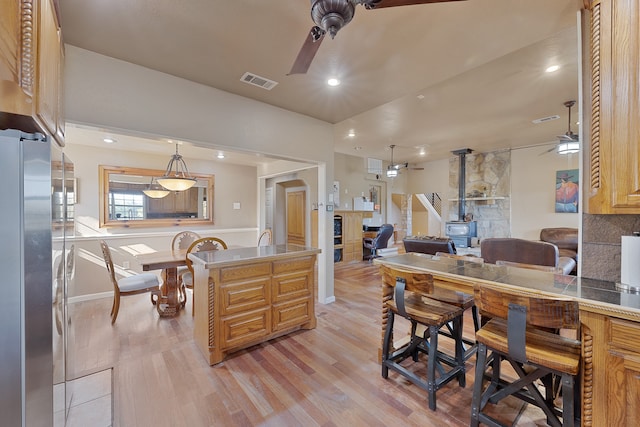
top-left (100, 240), bottom-right (161, 324)
top-left (257, 229), bottom-right (272, 246)
top-left (172, 230), bottom-right (202, 251)
top-left (182, 237), bottom-right (228, 315)
top-left (171, 231), bottom-right (201, 305)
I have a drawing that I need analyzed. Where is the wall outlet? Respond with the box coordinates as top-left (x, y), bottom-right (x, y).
top-left (233, 202), bottom-right (241, 210)
top-left (122, 261), bottom-right (130, 269)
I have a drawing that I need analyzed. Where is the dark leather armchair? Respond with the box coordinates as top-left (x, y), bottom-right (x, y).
top-left (540, 227), bottom-right (578, 274)
top-left (480, 237), bottom-right (576, 275)
top-left (363, 224), bottom-right (394, 260)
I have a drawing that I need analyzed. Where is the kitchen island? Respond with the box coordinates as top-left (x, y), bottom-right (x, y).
top-left (375, 253), bottom-right (640, 427)
top-left (189, 244), bottom-right (320, 365)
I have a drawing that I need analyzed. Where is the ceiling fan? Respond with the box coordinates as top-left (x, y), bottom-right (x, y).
top-left (386, 144), bottom-right (414, 177)
top-left (541, 100), bottom-right (580, 155)
top-left (288, 0), bottom-right (467, 75)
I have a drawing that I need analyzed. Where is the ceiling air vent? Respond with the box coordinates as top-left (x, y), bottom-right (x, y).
top-left (532, 114), bottom-right (560, 124)
top-left (240, 72), bottom-right (278, 90)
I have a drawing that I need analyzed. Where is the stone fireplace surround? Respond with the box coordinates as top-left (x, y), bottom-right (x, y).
top-left (448, 150), bottom-right (511, 240)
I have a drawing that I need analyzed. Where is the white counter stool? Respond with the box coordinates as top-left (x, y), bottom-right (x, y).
top-left (380, 265), bottom-right (466, 411)
top-left (470, 284), bottom-right (581, 427)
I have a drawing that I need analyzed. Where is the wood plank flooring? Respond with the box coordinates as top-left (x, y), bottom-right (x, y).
top-left (66, 256), bottom-right (549, 427)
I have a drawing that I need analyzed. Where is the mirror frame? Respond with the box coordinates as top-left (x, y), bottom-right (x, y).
top-left (99, 165), bottom-right (214, 228)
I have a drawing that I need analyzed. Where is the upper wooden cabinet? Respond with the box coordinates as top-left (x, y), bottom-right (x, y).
top-left (0, 0), bottom-right (64, 145)
top-left (586, 0), bottom-right (640, 213)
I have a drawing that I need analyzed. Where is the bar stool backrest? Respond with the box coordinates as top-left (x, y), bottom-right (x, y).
top-left (474, 284), bottom-right (579, 332)
top-left (380, 264), bottom-right (434, 296)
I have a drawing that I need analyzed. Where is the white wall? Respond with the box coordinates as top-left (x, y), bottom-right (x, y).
top-left (63, 143), bottom-right (260, 297)
top-left (511, 146), bottom-right (580, 239)
top-left (395, 149), bottom-right (580, 240)
top-left (64, 46), bottom-right (336, 302)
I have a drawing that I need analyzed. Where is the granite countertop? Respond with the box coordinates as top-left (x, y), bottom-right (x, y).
top-left (188, 244), bottom-right (321, 269)
top-left (377, 253), bottom-right (640, 315)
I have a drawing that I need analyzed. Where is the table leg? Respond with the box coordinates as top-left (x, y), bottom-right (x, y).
top-left (155, 267), bottom-right (181, 317)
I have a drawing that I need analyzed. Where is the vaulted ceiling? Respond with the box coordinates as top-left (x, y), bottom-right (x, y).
top-left (58, 0), bottom-right (582, 164)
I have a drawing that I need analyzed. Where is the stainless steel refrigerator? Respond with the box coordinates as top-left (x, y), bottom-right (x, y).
top-left (0, 129), bottom-right (54, 426)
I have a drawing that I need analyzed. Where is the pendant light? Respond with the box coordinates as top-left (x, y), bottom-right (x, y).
top-left (157, 144), bottom-right (197, 191)
top-left (142, 177), bottom-right (170, 198)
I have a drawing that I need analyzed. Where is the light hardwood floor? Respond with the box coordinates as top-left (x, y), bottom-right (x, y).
top-left (66, 256), bottom-right (549, 426)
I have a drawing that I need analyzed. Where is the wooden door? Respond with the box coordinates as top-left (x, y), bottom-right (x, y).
top-left (287, 190), bottom-right (306, 245)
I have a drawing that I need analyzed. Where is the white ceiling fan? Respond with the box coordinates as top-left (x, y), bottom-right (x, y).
top-left (386, 144), bottom-right (425, 177)
top-left (386, 145), bottom-right (407, 177)
top-left (541, 100), bottom-right (580, 155)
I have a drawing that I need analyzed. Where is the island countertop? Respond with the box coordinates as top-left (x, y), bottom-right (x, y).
top-left (189, 243), bottom-right (320, 365)
top-left (375, 252), bottom-right (640, 426)
top-left (376, 252), bottom-right (640, 319)
top-left (188, 244), bottom-right (321, 269)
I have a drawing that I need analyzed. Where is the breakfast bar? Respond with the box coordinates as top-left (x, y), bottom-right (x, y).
top-left (189, 244), bottom-right (320, 365)
top-left (376, 253), bottom-right (640, 427)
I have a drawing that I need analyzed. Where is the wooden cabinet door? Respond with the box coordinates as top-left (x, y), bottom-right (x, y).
top-left (36, 0), bottom-right (60, 138)
top-left (344, 212), bottom-right (363, 262)
top-left (587, 0), bottom-right (640, 213)
top-left (286, 190), bottom-right (306, 245)
top-left (0, 0), bottom-right (37, 119)
top-left (0, 0), bottom-right (63, 144)
top-left (605, 318), bottom-right (640, 425)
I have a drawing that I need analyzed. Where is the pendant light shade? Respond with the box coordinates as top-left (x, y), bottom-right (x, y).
top-left (142, 177), bottom-right (170, 198)
top-left (157, 145), bottom-right (197, 191)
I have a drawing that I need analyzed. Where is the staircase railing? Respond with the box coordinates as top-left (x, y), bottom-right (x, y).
top-left (424, 192), bottom-right (442, 216)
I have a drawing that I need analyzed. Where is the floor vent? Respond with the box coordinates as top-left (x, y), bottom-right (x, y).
top-left (240, 72), bottom-right (278, 90)
top-left (532, 114), bottom-right (560, 124)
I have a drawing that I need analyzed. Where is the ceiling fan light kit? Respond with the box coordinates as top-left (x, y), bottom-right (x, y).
top-left (557, 142), bottom-right (580, 155)
top-left (556, 100), bottom-right (579, 154)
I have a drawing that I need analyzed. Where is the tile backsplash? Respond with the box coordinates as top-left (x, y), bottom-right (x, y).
top-left (581, 214), bottom-right (640, 282)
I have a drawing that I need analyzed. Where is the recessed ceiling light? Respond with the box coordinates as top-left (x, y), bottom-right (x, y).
top-left (327, 78), bottom-right (340, 86)
top-left (103, 137), bottom-right (116, 144)
top-left (417, 94), bottom-right (425, 100)
top-left (545, 65), bottom-right (560, 73)
top-left (348, 130), bottom-right (355, 137)
top-left (217, 152), bottom-right (225, 159)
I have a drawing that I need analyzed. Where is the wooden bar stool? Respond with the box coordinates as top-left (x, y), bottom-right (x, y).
top-left (380, 265), bottom-right (466, 411)
top-left (470, 284), bottom-right (581, 427)
top-left (432, 252), bottom-right (485, 360)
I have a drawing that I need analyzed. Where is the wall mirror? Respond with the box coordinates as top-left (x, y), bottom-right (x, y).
top-left (99, 165), bottom-right (214, 227)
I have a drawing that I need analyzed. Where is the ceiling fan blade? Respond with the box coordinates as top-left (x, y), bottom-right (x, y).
top-left (365, 0), bottom-right (467, 9)
top-left (556, 133), bottom-right (579, 142)
top-left (539, 145), bottom-right (558, 155)
top-left (288, 27), bottom-right (325, 75)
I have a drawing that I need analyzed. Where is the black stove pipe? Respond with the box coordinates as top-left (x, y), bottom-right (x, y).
top-left (452, 148), bottom-right (473, 221)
